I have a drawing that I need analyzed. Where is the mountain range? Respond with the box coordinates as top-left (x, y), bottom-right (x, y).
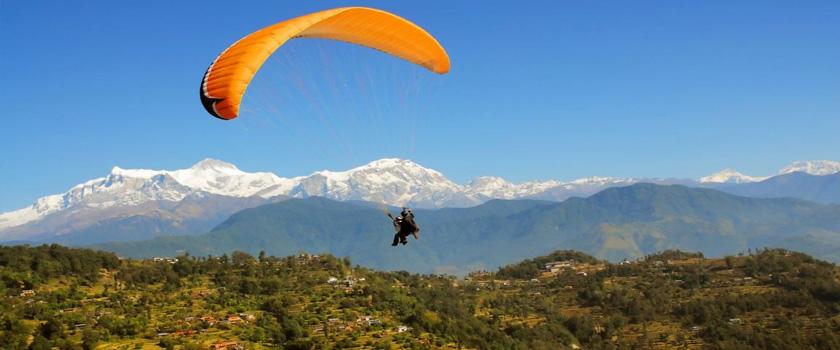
top-left (94, 183), bottom-right (840, 274)
top-left (1, 158), bottom-right (838, 246)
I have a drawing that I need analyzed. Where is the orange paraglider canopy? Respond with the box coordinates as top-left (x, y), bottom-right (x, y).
top-left (200, 7), bottom-right (450, 120)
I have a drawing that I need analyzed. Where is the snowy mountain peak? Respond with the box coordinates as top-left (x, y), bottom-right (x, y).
top-left (779, 160), bottom-right (840, 176)
top-left (0, 160), bottom-right (290, 232)
top-left (190, 158), bottom-right (240, 172)
top-left (362, 158), bottom-right (416, 168)
top-left (109, 166), bottom-right (159, 179)
top-left (568, 176), bottom-right (629, 186)
top-left (281, 158), bottom-right (465, 208)
top-left (468, 176), bottom-right (512, 188)
top-left (170, 160), bottom-right (282, 197)
top-left (311, 158), bottom-right (449, 184)
top-left (699, 160), bottom-right (840, 184)
top-left (699, 169), bottom-right (767, 184)
top-left (347, 158), bottom-right (444, 177)
top-left (465, 176), bottom-right (520, 199)
top-left (6, 157), bottom-right (840, 236)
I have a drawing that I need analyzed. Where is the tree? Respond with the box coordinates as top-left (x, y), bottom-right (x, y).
top-left (231, 251), bottom-right (255, 266)
top-left (28, 335), bottom-right (51, 350)
top-left (81, 328), bottom-right (100, 350)
top-left (0, 314), bottom-right (31, 350)
top-left (39, 316), bottom-right (64, 340)
top-left (158, 337), bottom-right (176, 350)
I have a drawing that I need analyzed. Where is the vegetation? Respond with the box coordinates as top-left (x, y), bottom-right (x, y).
top-left (495, 250), bottom-right (601, 279)
top-left (1, 244), bottom-right (839, 349)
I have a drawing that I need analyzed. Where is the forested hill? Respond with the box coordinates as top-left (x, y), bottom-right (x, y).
top-left (1, 245), bottom-right (839, 349)
top-left (95, 183), bottom-right (840, 273)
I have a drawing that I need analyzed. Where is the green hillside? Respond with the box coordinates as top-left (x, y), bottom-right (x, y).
top-left (2, 245), bottom-right (839, 349)
top-left (94, 184), bottom-right (840, 274)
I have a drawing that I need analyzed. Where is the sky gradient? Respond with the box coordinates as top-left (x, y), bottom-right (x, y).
top-left (2, 1), bottom-right (839, 211)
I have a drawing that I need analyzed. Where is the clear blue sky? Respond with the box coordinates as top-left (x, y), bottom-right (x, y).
top-left (2, 1), bottom-right (838, 211)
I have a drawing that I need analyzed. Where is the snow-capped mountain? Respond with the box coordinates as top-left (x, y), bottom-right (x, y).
top-left (0, 172), bottom-right (193, 230)
top-left (259, 158), bottom-right (475, 208)
top-left (699, 169), bottom-right (768, 184)
top-left (110, 159), bottom-right (288, 198)
top-left (466, 176), bottom-right (560, 200)
top-left (699, 160), bottom-right (840, 184)
top-left (779, 160), bottom-right (840, 176)
top-left (0, 160), bottom-right (280, 231)
top-left (464, 176), bottom-right (641, 201)
top-left (0, 158), bottom-right (643, 241)
top-left (2, 157), bottom-right (838, 245)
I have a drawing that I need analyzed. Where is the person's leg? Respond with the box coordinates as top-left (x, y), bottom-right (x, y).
top-left (392, 233), bottom-right (400, 246)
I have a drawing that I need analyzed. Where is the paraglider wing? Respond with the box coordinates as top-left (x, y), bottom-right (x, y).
top-left (200, 7), bottom-right (451, 120)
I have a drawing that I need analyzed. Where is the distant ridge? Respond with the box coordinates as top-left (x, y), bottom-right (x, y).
top-left (3, 158), bottom-right (839, 245)
top-left (94, 183), bottom-right (840, 274)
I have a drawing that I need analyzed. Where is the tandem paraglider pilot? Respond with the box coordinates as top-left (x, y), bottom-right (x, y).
top-left (387, 208), bottom-right (420, 246)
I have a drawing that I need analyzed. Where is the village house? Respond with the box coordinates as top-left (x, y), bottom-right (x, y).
top-left (324, 318), bottom-right (349, 332)
top-left (396, 325), bottom-right (412, 333)
top-left (494, 280), bottom-right (511, 287)
top-left (225, 315), bottom-right (245, 325)
top-left (544, 260), bottom-right (576, 273)
top-left (19, 289), bottom-right (35, 297)
top-left (200, 316), bottom-right (217, 325)
top-left (342, 277), bottom-right (357, 287)
top-left (466, 271), bottom-right (491, 280)
top-left (174, 329), bottom-right (195, 337)
top-left (210, 341), bottom-right (244, 350)
top-left (296, 253), bottom-right (320, 265)
top-left (357, 315), bottom-right (381, 326)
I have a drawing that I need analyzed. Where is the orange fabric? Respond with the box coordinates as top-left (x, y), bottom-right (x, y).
top-left (200, 7), bottom-right (450, 120)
